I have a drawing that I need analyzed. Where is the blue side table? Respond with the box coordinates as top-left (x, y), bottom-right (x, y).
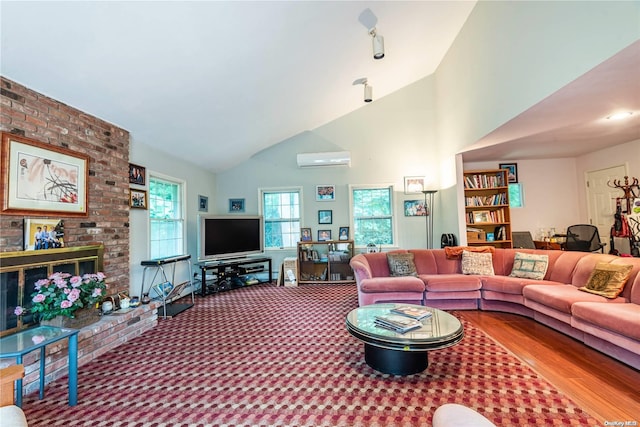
top-left (0, 326), bottom-right (78, 407)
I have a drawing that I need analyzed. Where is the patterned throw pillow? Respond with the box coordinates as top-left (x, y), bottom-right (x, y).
top-left (461, 250), bottom-right (494, 275)
top-left (579, 263), bottom-right (633, 299)
top-left (510, 252), bottom-right (549, 280)
top-left (387, 253), bottom-right (418, 277)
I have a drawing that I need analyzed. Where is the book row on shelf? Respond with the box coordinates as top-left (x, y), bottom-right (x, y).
top-left (467, 208), bottom-right (507, 224)
top-left (464, 173), bottom-right (506, 189)
top-left (465, 192), bottom-right (507, 207)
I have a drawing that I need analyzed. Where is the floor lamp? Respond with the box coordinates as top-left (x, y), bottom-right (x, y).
top-left (422, 190), bottom-right (437, 249)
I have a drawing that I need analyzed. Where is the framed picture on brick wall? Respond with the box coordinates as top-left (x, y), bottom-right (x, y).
top-left (1, 132), bottom-right (89, 216)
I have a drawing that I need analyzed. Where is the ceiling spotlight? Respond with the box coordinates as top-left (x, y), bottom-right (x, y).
top-left (370, 27), bottom-right (384, 60)
top-left (606, 111), bottom-right (633, 120)
top-left (353, 78), bottom-right (373, 103)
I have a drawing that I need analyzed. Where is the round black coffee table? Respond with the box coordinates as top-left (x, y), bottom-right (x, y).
top-left (345, 303), bottom-right (464, 375)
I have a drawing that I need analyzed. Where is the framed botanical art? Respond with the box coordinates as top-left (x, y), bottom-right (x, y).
top-left (316, 185), bottom-right (335, 201)
top-left (318, 209), bottom-right (332, 224)
top-left (130, 189), bottom-right (148, 209)
top-left (229, 198), bottom-right (245, 212)
top-left (404, 176), bottom-right (425, 194)
top-left (499, 163), bottom-right (518, 183)
top-left (128, 163), bottom-right (146, 185)
top-left (1, 132), bottom-right (89, 216)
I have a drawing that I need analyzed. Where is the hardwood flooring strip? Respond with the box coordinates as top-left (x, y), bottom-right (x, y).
top-left (458, 311), bottom-right (640, 424)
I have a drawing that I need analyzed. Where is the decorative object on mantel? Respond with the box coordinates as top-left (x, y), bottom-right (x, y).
top-left (14, 272), bottom-right (107, 328)
top-left (0, 131), bottom-right (89, 216)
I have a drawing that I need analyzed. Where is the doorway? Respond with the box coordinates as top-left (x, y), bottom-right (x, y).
top-left (586, 165), bottom-right (627, 243)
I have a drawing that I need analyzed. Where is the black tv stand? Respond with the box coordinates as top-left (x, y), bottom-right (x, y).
top-left (196, 256), bottom-right (272, 296)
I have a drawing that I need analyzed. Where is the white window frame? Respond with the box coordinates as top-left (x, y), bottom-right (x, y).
top-left (259, 186), bottom-right (303, 251)
top-left (148, 171), bottom-right (187, 259)
top-left (349, 184), bottom-right (397, 249)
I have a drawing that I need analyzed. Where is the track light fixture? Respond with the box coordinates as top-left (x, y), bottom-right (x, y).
top-left (369, 27), bottom-right (384, 60)
top-left (353, 78), bottom-right (373, 103)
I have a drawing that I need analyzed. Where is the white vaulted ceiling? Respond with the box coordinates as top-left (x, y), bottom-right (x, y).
top-left (1, 1), bottom-right (476, 172)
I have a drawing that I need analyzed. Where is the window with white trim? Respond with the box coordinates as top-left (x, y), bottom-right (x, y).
top-left (149, 175), bottom-right (185, 259)
top-left (351, 185), bottom-right (395, 247)
top-left (261, 188), bottom-right (301, 249)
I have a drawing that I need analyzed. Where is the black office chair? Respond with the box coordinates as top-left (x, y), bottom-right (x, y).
top-left (512, 231), bottom-right (536, 249)
top-left (564, 224), bottom-right (606, 253)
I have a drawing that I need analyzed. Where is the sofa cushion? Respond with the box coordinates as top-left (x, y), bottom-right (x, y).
top-left (572, 302), bottom-right (640, 341)
top-left (387, 253), bottom-right (417, 277)
top-left (421, 274), bottom-right (482, 292)
top-left (461, 250), bottom-right (494, 275)
top-left (523, 284), bottom-right (624, 314)
top-left (482, 275), bottom-right (563, 295)
top-left (359, 277), bottom-right (425, 293)
top-left (579, 262), bottom-right (633, 299)
top-left (509, 252), bottom-right (549, 280)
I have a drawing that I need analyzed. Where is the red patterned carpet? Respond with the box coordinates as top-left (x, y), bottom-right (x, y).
top-left (22, 283), bottom-right (597, 426)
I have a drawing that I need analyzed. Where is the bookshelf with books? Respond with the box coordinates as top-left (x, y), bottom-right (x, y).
top-left (297, 240), bottom-right (355, 284)
top-left (463, 169), bottom-right (512, 248)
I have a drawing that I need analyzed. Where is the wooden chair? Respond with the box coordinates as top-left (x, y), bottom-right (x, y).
top-left (0, 365), bottom-right (28, 426)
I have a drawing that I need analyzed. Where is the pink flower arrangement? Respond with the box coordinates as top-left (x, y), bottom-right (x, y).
top-left (14, 272), bottom-right (107, 321)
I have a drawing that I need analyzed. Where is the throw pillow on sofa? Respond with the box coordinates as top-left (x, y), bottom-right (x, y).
top-left (461, 250), bottom-right (494, 275)
top-left (579, 262), bottom-right (633, 299)
top-left (510, 252), bottom-right (549, 280)
top-left (387, 253), bottom-right (418, 277)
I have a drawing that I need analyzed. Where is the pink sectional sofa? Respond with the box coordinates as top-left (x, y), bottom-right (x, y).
top-left (349, 248), bottom-right (640, 369)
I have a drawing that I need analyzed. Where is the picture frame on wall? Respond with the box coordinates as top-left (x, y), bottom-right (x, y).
top-left (316, 185), bottom-right (335, 201)
top-left (318, 229), bottom-right (332, 241)
top-left (198, 195), bottom-right (208, 212)
top-left (23, 218), bottom-right (65, 251)
top-left (301, 228), bottom-right (313, 242)
top-left (1, 132), bottom-right (89, 216)
top-left (130, 189), bottom-right (148, 209)
top-left (229, 198), bottom-right (245, 212)
top-left (128, 163), bottom-right (146, 185)
top-left (404, 200), bottom-right (427, 216)
top-left (404, 176), bottom-right (425, 194)
top-left (318, 209), bottom-right (332, 224)
top-left (499, 163), bottom-right (518, 183)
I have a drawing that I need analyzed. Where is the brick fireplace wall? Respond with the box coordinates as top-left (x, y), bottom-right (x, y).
top-left (0, 77), bottom-right (130, 294)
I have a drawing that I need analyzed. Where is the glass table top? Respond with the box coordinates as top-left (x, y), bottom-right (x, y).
top-left (345, 303), bottom-right (463, 349)
top-left (0, 326), bottom-right (78, 356)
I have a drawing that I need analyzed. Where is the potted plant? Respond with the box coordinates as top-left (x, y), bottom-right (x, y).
top-left (14, 272), bottom-right (108, 328)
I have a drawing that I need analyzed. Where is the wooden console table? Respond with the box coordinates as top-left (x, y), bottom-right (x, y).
top-left (534, 241), bottom-right (563, 250)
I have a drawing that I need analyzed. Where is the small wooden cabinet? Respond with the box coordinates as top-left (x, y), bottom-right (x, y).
top-left (297, 240), bottom-right (355, 284)
top-left (463, 169), bottom-right (512, 248)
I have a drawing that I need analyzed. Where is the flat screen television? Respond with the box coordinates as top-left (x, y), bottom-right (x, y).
top-left (197, 215), bottom-right (264, 262)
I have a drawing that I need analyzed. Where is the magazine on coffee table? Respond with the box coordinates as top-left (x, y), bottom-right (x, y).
top-left (374, 314), bottom-right (422, 334)
top-left (390, 306), bottom-right (433, 320)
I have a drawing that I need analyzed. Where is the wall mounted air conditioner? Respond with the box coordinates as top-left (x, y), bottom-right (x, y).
top-left (296, 151), bottom-right (351, 168)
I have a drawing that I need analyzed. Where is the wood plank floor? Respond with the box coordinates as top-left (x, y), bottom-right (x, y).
top-left (458, 310), bottom-right (640, 424)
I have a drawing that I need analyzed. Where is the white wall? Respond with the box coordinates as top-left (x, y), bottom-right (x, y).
top-left (576, 139), bottom-right (640, 220)
top-left (128, 139), bottom-right (217, 297)
top-left (435, 0), bottom-right (640, 238)
top-left (216, 76), bottom-right (441, 270)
